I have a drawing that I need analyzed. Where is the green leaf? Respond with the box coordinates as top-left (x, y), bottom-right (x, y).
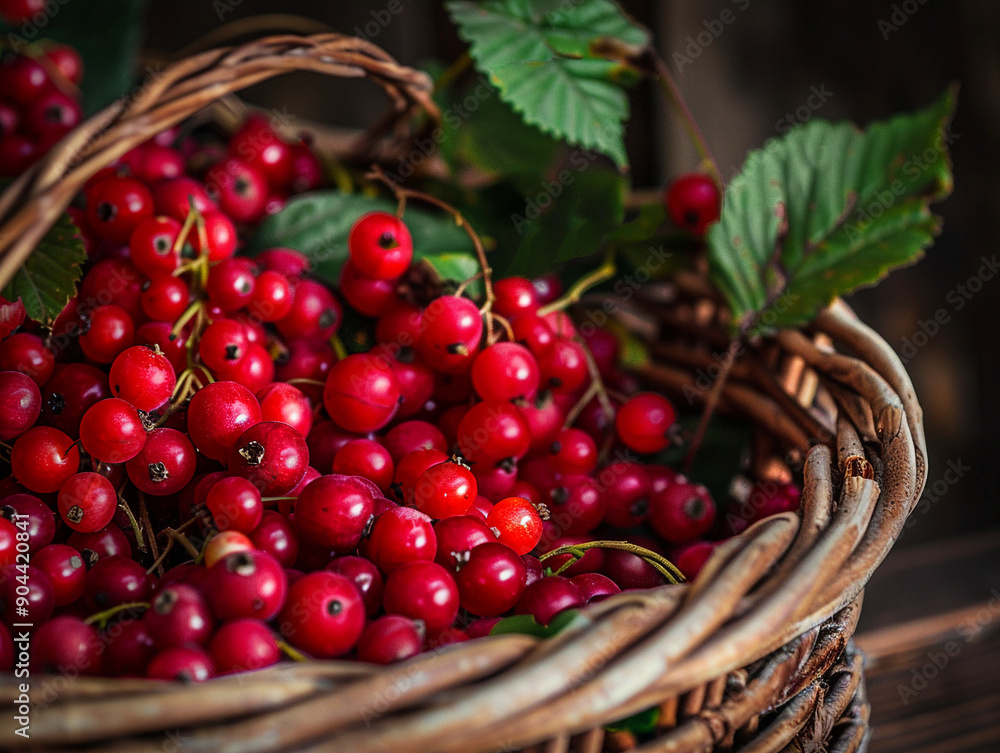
top-left (606, 202), bottom-right (666, 243)
top-left (2, 213), bottom-right (86, 327)
top-left (507, 167), bottom-right (626, 277)
top-left (439, 83), bottom-right (561, 192)
top-left (2, 1), bottom-right (148, 114)
top-left (605, 707), bottom-right (660, 734)
top-left (447, 0), bottom-right (649, 168)
top-left (708, 88), bottom-right (956, 335)
top-left (489, 609), bottom-right (584, 638)
top-left (246, 192), bottom-right (481, 291)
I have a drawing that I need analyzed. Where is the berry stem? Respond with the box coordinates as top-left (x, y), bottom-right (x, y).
top-left (116, 489), bottom-right (147, 555)
top-left (683, 337), bottom-right (740, 472)
top-left (590, 40), bottom-right (722, 189)
top-left (539, 540), bottom-right (685, 584)
top-left (536, 255), bottom-right (616, 317)
top-left (83, 602), bottom-right (151, 629)
top-left (285, 377), bottom-right (327, 388)
top-left (139, 493), bottom-right (160, 566)
top-left (568, 334), bottom-right (615, 429)
top-left (434, 49), bottom-right (472, 91)
top-left (366, 164), bottom-right (496, 343)
top-left (276, 637), bottom-right (308, 662)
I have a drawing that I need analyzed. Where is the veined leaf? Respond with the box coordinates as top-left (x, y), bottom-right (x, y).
top-left (708, 88), bottom-right (956, 335)
top-left (447, 0), bottom-right (649, 168)
top-left (506, 167), bottom-right (626, 277)
top-left (1, 213), bottom-right (86, 327)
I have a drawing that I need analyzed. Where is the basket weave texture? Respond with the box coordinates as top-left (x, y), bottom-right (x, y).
top-left (0, 34), bottom-right (925, 753)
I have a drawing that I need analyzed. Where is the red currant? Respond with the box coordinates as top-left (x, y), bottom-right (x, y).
top-left (293, 475), bottom-right (375, 553)
top-left (79, 398), bottom-right (147, 463)
top-left (348, 212), bottom-right (413, 280)
top-left (125, 427), bottom-right (196, 496)
top-left (382, 561), bottom-right (458, 633)
top-left (186, 381), bottom-right (262, 462)
top-left (615, 393), bottom-right (676, 454)
top-left (109, 345), bottom-right (176, 411)
top-left (456, 541), bottom-right (527, 616)
top-left (0, 370), bottom-right (40, 441)
top-left (471, 342), bottom-right (539, 402)
top-left (366, 506), bottom-right (436, 573)
top-left (486, 497), bottom-right (543, 555)
top-left (649, 481), bottom-right (716, 544)
top-left (278, 571), bottom-right (365, 658)
top-left (57, 472), bottom-right (117, 533)
top-left (80, 304), bottom-right (135, 364)
top-left (86, 175), bottom-right (154, 243)
top-left (413, 459), bottom-right (477, 519)
top-left (323, 353), bottom-right (400, 433)
top-left (665, 173), bottom-right (721, 236)
top-left (205, 550), bottom-right (287, 621)
top-left (10, 426), bottom-right (80, 493)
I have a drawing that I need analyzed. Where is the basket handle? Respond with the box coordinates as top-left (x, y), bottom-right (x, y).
top-left (0, 33), bottom-right (439, 291)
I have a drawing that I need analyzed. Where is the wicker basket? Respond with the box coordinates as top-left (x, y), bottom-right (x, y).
top-left (0, 34), bottom-right (925, 753)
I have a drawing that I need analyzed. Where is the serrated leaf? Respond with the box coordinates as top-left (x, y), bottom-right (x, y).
top-left (1, 214), bottom-right (86, 327)
top-left (447, 0), bottom-right (649, 168)
top-left (489, 609), bottom-right (584, 638)
top-left (507, 167), bottom-right (626, 277)
top-left (708, 88), bottom-right (955, 335)
top-left (246, 192), bottom-right (481, 291)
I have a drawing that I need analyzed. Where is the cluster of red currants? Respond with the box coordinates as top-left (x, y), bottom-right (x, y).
top-left (0, 44), bottom-right (84, 176)
top-left (0, 109), bottom-right (796, 679)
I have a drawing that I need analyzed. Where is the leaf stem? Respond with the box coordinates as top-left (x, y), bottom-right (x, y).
top-left (683, 338), bottom-right (740, 472)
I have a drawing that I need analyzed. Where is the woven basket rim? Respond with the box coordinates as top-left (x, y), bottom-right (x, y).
top-left (0, 33), bottom-right (924, 753)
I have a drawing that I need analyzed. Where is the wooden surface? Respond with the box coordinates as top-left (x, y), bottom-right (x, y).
top-left (855, 528), bottom-right (1000, 753)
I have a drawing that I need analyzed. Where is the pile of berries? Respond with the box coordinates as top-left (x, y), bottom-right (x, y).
top-left (0, 109), bottom-right (797, 681)
top-left (0, 44), bottom-right (84, 176)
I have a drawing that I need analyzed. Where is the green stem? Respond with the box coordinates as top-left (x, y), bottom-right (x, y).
top-left (536, 256), bottom-right (616, 317)
top-left (683, 338), bottom-right (740, 473)
top-left (84, 602), bottom-right (150, 629)
top-left (276, 638), bottom-right (308, 662)
top-left (540, 540), bottom-right (686, 584)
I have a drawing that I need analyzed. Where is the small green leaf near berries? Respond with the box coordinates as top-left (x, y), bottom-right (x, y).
top-left (246, 192), bottom-right (479, 289)
top-left (1, 212), bottom-right (87, 327)
top-left (489, 608), bottom-right (585, 638)
top-left (707, 87), bottom-right (956, 335)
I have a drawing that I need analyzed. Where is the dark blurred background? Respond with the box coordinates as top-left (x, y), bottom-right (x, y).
top-left (141, 0), bottom-right (998, 548)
